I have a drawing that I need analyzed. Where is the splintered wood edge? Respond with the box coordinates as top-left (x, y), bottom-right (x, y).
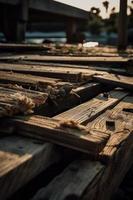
top-left (87, 96), bottom-right (133, 163)
top-left (3, 116), bottom-right (110, 155)
top-left (93, 74), bottom-right (133, 91)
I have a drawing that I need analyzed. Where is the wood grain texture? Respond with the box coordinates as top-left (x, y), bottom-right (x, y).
top-left (0, 60), bottom-right (131, 77)
top-left (0, 71), bottom-right (72, 89)
top-left (86, 95), bottom-right (133, 161)
top-left (32, 160), bottom-right (104, 200)
top-left (32, 96), bottom-right (133, 200)
top-left (42, 83), bottom-right (105, 116)
top-left (0, 86), bottom-right (48, 117)
top-left (0, 54), bottom-right (130, 66)
top-left (55, 90), bottom-right (128, 125)
top-left (3, 115), bottom-right (110, 154)
top-left (0, 62), bottom-right (100, 82)
top-left (82, 97), bottom-right (133, 200)
top-left (0, 136), bottom-right (60, 200)
top-left (93, 73), bottom-right (133, 91)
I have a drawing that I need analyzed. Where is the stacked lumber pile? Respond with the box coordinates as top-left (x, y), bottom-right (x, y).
top-left (0, 44), bottom-right (133, 200)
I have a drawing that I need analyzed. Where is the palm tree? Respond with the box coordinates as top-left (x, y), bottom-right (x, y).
top-left (103, 1), bottom-right (109, 13)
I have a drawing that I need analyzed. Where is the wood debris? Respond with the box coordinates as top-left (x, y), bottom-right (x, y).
top-left (0, 87), bottom-right (48, 117)
top-left (57, 120), bottom-right (87, 132)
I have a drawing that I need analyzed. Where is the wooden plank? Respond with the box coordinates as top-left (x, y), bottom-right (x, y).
top-left (32, 160), bottom-right (104, 200)
top-left (81, 96), bottom-right (133, 200)
top-left (0, 85), bottom-right (48, 102)
top-left (0, 136), bottom-right (60, 200)
top-left (0, 55), bottom-right (131, 66)
top-left (0, 86), bottom-right (48, 117)
top-left (2, 115), bottom-right (110, 154)
top-left (0, 70), bottom-right (69, 88)
top-left (55, 90), bottom-right (128, 125)
top-left (0, 62), bottom-right (101, 82)
top-left (86, 95), bottom-right (133, 162)
top-left (0, 83), bottom-right (103, 199)
top-left (0, 43), bottom-right (50, 52)
top-left (42, 83), bottom-right (107, 116)
top-left (33, 96), bottom-right (133, 200)
top-left (93, 73), bottom-right (133, 91)
top-left (0, 61), bottom-right (131, 77)
top-left (0, 71), bottom-right (74, 106)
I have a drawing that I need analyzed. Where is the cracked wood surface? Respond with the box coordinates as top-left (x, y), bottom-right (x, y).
top-left (2, 115), bottom-right (110, 154)
top-left (32, 96), bottom-right (133, 200)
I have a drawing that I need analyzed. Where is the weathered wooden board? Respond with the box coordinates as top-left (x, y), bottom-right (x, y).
top-left (0, 62), bottom-right (100, 82)
top-left (0, 136), bottom-right (60, 200)
top-left (0, 81), bottom-right (103, 199)
top-left (32, 160), bottom-right (104, 200)
top-left (32, 96), bottom-right (133, 200)
top-left (93, 73), bottom-right (133, 91)
top-left (0, 71), bottom-right (72, 89)
top-left (0, 61), bottom-right (131, 78)
top-left (86, 95), bottom-right (133, 162)
top-left (0, 86), bottom-right (48, 117)
top-left (42, 82), bottom-right (106, 116)
top-left (0, 43), bottom-right (50, 52)
top-left (0, 55), bottom-right (131, 66)
top-left (55, 90), bottom-right (128, 125)
top-left (2, 115), bottom-right (110, 154)
top-left (82, 96), bottom-right (133, 200)
top-left (0, 85), bottom-right (47, 100)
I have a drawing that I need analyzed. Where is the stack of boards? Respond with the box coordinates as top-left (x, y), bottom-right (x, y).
top-left (0, 43), bottom-right (133, 200)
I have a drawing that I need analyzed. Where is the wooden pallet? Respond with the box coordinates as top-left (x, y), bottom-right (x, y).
top-left (0, 52), bottom-right (133, 200)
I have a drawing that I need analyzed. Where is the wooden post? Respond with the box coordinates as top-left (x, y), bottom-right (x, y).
top-left (118, 0), bottom-right (128, 50)
top-left (2, 0), bottom-right (29, 42)
top-left (15, 0), bottom-right (29, 42)
top-left (66, 18), bottom-right (77, 43)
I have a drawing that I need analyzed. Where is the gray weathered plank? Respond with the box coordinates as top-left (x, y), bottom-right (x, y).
top-left (32, 160), bottom-right (104, 200)
top-left (0, 136), bottom-right (60, 200)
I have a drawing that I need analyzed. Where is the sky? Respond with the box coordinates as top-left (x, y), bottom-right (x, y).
top-left (55, 0), bottom-right (132, 18)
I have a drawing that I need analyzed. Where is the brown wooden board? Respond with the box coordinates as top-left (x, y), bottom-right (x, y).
top-left (93, 73), bottom-right (133, 91)
top-left (41, 82), bottom-right (107, 116)
top-left (0, 71), bottom-right (73, 89)
top-left (0, 43), bottom-right (51, 52)
top-left (2, 115), bottom-right (110, 154)
top-left (0, 86), bottom-right (48, 117)
top-left (0, 54), bottom-right (131, 66)
top-left (0, 62), bottom-right (101, 82)
top-left (86, 95), bottom-right (133, 162)
top-left (55, 90), bottom-right (128, 125)
top-left (32, 96), bottom-right (133, 200)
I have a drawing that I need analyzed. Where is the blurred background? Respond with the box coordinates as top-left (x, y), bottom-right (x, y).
top-left (0, 0), bottom-right (132, 47)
